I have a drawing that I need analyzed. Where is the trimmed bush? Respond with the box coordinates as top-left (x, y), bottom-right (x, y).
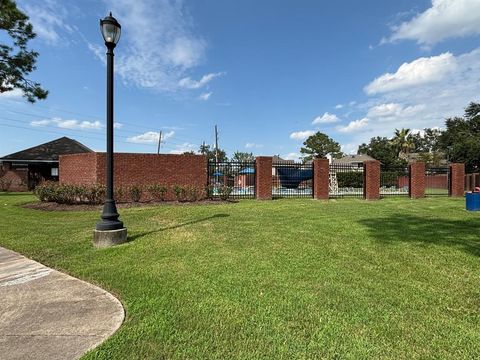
top-left (128, 185), bottom-right (142, 203)
top-left (218, 185), bottom-right (233, 200)
top-left (146, 184), bottom-right (168, 202)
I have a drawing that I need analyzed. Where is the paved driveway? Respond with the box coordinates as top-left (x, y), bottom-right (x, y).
top-left (0, 247), bottom-right (124, 360)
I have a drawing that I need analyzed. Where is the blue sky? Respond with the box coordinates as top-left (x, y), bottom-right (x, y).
top-left (2, 0), bottom-right (480, 159)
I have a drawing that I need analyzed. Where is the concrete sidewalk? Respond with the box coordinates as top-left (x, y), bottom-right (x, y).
top-left (0, 247), bottom-right (124, 360)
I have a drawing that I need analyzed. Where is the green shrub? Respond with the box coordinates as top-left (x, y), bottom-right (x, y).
top-left (205, 185), bottom-right (215, 199)
top-left (128, 185), bottom-right (142, 202)
top-left (85, 185), bottom-right (106, 204)
top-left (218, 185), bottom-right (233, 201)
top-left (172, 185), bottom-right (187, 202)
top-left (185, 186), bottom-right (203, 202)
top-left (336, 171), bottom-right (363, 188)
top-left (146, 184), bottom-right (168, 201)
top-left (115, 186), bottom-right (125, 203)
top-left (34, 181), bottom-right (57, 201)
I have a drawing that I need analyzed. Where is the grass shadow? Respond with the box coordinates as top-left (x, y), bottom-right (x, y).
top-left (359, 214), bottom-right (480, 257)
top-left (128, 213), bottom-right (230, 242)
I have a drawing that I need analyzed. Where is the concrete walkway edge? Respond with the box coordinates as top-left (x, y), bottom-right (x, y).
top-left (0, 246), bottom-right (125, 360)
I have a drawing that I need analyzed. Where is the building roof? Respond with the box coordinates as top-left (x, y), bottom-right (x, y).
top-left (333, 154), bottom-right (377, 164)
top-left (0, 137), bottom-right (92, 162)
top-left (272, 155), bottom-right (295, 164)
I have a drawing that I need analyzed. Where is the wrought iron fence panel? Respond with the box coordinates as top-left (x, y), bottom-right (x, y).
top-left (329, 163), bottom-right (364, 198)
top-left (272, 162), bottom-right (313, 198)
top-left (380, 165), bottom-right (409, 197)
top-left (425, 166), bottom-right (450, 196)
top-left (207, 161), bottom-right (256, 199)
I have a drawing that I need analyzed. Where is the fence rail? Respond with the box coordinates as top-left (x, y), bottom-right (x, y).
top-left (207, 161), bottom-right (255, 199)
top-left (380, 165), bottom-right (409, 197)
top-left (329, 163), bottom-right (364, 198)
top-left (425, 167), bottom-right (450, 196)
top-left (272, 162), bottom-right (313, 198)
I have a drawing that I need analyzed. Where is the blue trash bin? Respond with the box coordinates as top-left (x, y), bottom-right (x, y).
top-left (466, 192), bottom-right (480, 211)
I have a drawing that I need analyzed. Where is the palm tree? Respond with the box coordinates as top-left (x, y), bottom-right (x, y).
top-left (391, 128), bottom-right (415, 160)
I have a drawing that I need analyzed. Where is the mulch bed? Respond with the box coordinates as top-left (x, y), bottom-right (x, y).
top-left (22, 200), bottom-right (236, 212)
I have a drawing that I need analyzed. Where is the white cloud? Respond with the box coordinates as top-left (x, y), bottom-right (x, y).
top-left (179, 72), bottom-right (225, 89)
top-left (0, 88), bottom-right (23, 100)
top-left (367, 103), bottom-right (425, 120)
top-left (289, 130), bottom-right (316, 140)
top-left (341, 143), bottom-right (358, 155)
top-left (30, 118), bottom-right (102, 130)
top-left (335, 104), bottom-right (344, 109)
top-left (346, 47), bottom-right (480, 149)
top-left (22, 0), bottom-right (73, 45)
top-left (90, 0), bottom-right (218, 92)
top-left (169, 142), bottom-right (196, 154)
top-left (365, 53), bottom-right (456, 95)
top-left (337, 118), bottom-right (369, 133)
top-left (312, 112), bottom-right (340, 124)
top-left (388, 0), bottom-right (480, 46)
top-left (198, 92), bottom-right (212, 101)
top-left (283, 152), bottom-right (301, 161)
top-left (127, 130), bottom-right (174, 144)
top-left (245, 143), bottom-right (263, 149)
top-left (114, 122), bottom-right (123, 129)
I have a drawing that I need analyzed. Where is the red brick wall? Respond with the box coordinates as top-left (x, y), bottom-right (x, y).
top-left (59, 153), bottom-right (98, 185)
top-left (449, 163), bottom-right (465, 197)
top-left (255, 156), bottom-right (273, 200)
top-left (60, 153), bottom-right (207, 200)
top-left (363, 161), bottom-right (380, 200)
top-left (409, 162), bottom-right (425, 198)
top-left (313, 158), bottom-right (329, 200)
top-left (0, 168), bottom-right (28, 191)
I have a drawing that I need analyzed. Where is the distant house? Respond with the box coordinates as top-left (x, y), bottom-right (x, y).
top-left (332, 154), bottom-right (377, 169)
top-left (0, 137), bottom-right (92, 191)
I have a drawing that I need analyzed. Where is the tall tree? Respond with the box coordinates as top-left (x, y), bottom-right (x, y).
top-left (231, 151), bottom-right (255, 162)
top-left (439, 102), bottom-right (480, 171)
top-left (300, 132), bottom-right (342, 161)
top-left (391, 128), bottom-right (415, 159)
top-left (0, 0), bottom-right (48, 102)
top-left (198, 143), bottom-right (227, 162)
top-left (358, 136), bottom-right (406, 168)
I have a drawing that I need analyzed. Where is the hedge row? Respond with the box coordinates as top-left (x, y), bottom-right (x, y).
top-left (336, 171), bottom-right (363, 188)
top-left (34, 182), bottom-right (215, 204)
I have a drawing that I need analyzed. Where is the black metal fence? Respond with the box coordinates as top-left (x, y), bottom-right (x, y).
top-left (329, 163), bottom-right (364, 198)
top-left (380, 165), bottom-right (409, 197)
top-left (425, 167), bottom-right (450, 196)
top-left (207, 161), bottom-right (255, 199)
top-left (272, 162), bottom-right (313, 198)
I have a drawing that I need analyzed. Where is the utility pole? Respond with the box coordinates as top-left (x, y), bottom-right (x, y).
top-left (157, 130), bottom-right (162, 155)
top-left (214, 125), bottom-right (219, 164)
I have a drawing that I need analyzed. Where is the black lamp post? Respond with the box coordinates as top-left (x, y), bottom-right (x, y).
top-left (94, 13), bottom-right (127, 246)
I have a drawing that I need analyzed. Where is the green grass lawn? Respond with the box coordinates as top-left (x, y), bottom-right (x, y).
top-left (1, 193), bottom-right (479, 359)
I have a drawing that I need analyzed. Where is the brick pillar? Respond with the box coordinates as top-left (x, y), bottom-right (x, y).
top-left (409, 162), bottom-right (425, 199)
top-left (363, 161), bottom-right (380, 200)
top-left (255, 156), bottom-right (273, 200)
top-left (313, 158), bottom-right (329, 200)
top-left (449, 163), bottom-right (465, 197)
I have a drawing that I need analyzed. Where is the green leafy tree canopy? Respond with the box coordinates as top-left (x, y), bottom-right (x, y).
top-left (231, 151), bottom-right (255, 162)
top-left (300, 132), bottom-right (342, 161)
top-left (0, 0), bottom-right (48, 102)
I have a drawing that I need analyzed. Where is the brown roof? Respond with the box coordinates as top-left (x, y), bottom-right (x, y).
top-left (1, 137), bottom-right (92, 162)
top-left (333, 154), bottom-right (377, 164)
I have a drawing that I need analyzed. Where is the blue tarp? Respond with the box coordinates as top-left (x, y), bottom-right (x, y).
top-left (276, 167), bottom-right (313, 189)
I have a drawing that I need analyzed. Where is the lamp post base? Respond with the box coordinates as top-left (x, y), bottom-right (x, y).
top-left (93, 228), bottom-right (128, 248)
